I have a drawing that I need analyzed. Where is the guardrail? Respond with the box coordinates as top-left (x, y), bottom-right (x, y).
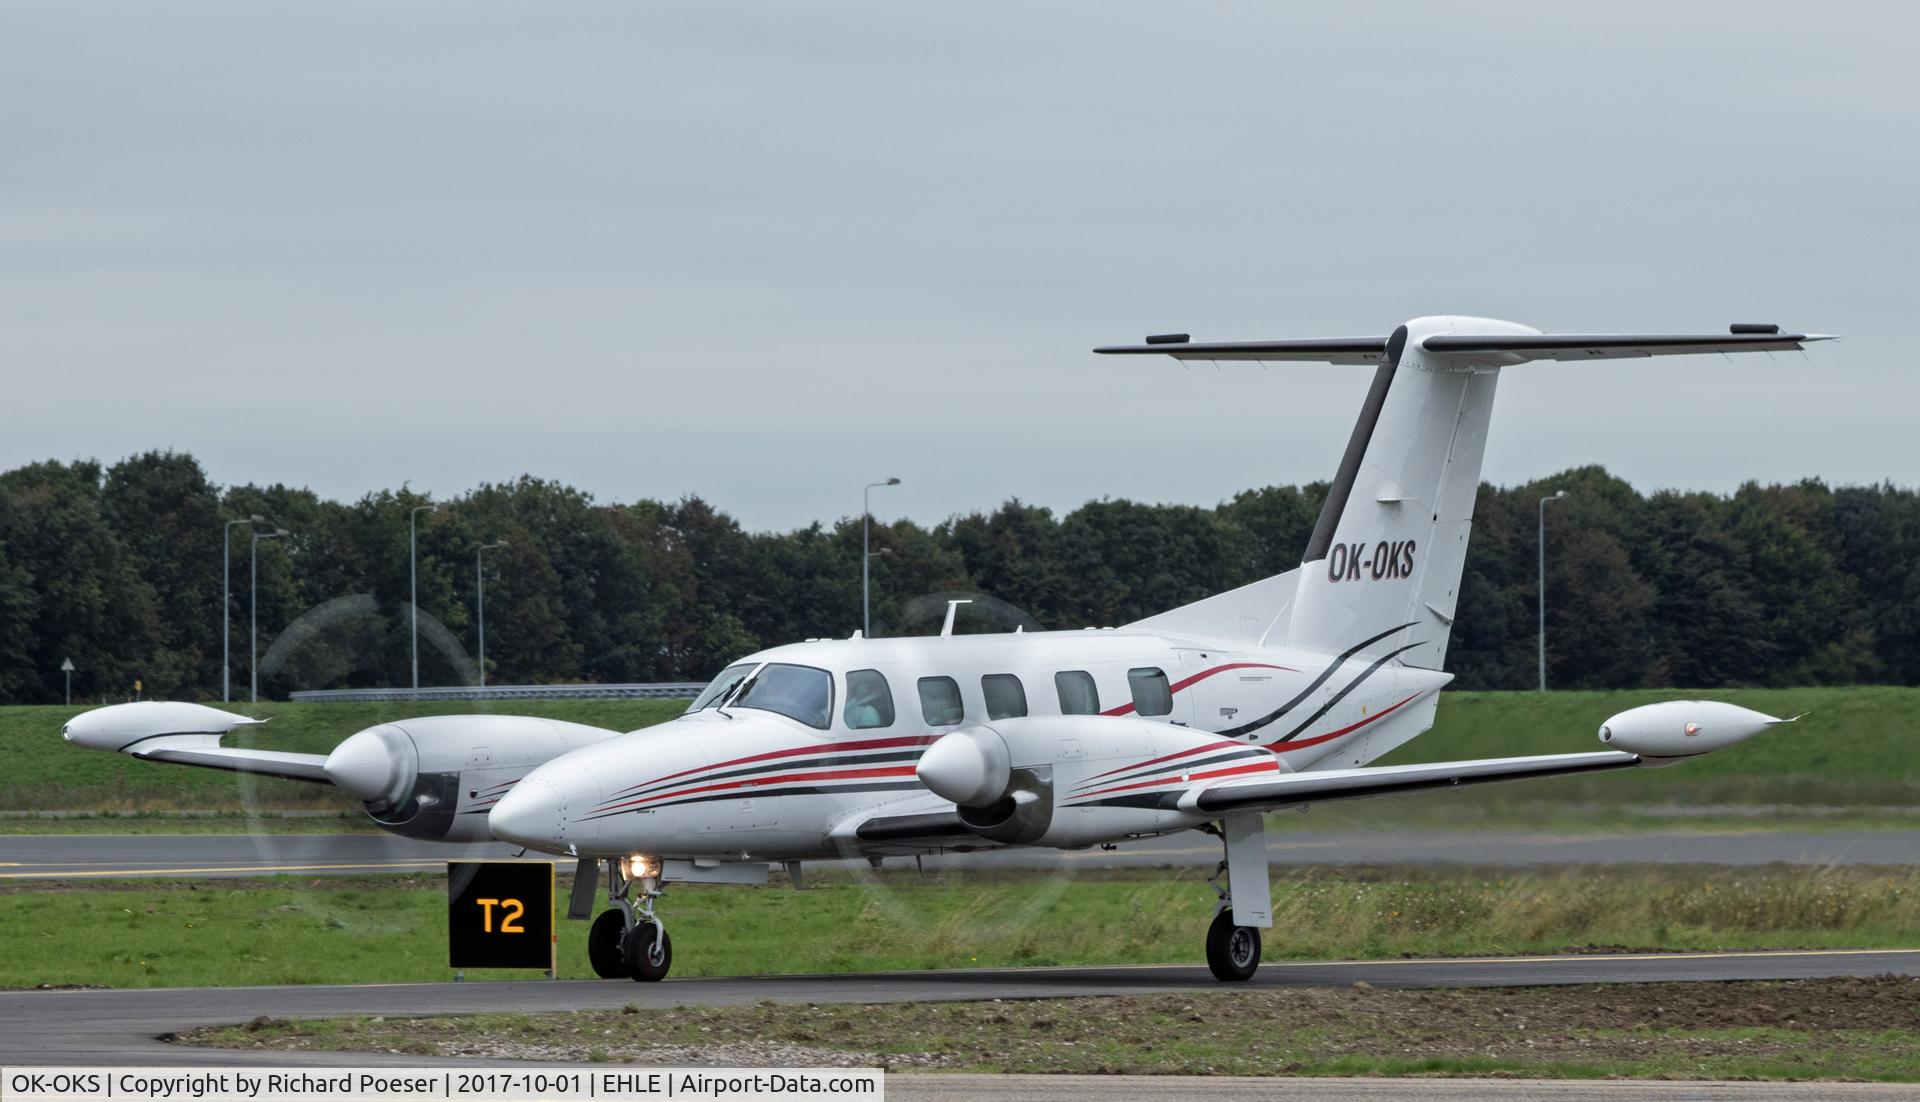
top-left (289, 683), bottom-right (704, 704)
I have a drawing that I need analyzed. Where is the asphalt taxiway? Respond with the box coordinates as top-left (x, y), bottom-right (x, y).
top-left (3, 828), bottom-right (1915, 879)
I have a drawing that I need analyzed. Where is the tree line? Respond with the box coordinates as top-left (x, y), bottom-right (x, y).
top-left (1, 450), bottom-right (1915, 704)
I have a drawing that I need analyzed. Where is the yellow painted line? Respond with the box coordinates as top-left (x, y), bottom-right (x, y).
top-left (0, 860), bottom-right (442, 879)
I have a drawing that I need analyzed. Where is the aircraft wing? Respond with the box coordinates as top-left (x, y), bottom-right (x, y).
top-left (126, 738), bottom-right (332, 783)
top-left (1185, 750), bottom-right (1640, 814)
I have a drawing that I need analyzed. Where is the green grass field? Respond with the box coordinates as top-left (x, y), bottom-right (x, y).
top-left (6, 864), bottom-right (1919, 990)
top-left (1, 687), bottom-right (1914, 822)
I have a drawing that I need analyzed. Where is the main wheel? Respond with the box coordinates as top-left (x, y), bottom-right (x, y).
top-left (623, 921), bottom-right (672, 982)
top-left (1205, 909), bottom-right (1261, 982)
top-left (588, 910), bottom-right (629, 978)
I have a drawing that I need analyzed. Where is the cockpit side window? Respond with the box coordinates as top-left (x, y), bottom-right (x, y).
top-left (1055, 670), bottom-right (1100, 715)
top-left (843, 669), bottom-right (896, 730)
top-left (733, 663), bottom-right (834, 730)
top-left (917, 676), bottom-right (964, 727)
top-left (686, 662), bottom-right (757, 714)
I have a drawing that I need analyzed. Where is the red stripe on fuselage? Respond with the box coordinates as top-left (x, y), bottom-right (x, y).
top-left (1262, 692), bottom-right (1422, 754)
top-left (1099, 662), bottom-right (1299, 717)
top-left (1079, 739), bottom-right (1247, 785)
top-left (596, 764), bottom-right (922, 813)
top-left (610, 734), bottom-right (939, 796)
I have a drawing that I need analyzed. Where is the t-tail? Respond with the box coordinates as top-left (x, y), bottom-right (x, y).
top-left (1101, 316), bottom-right (1833, 669)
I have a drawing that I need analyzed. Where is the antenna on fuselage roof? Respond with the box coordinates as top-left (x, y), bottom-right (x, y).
top-left (940, 599), bottom-right (973, 638)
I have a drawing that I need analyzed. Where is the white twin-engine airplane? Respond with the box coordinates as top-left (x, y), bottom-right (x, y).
top-left (63, 316), bottom-right (1827, 982)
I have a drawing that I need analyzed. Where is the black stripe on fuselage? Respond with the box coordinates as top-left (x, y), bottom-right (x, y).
top-left (1215, 621), bottom-right (1417, 740)
top-left (578, 780), bottom-right (925, 820)
top-left (1272, 641), bottom-right (1423, 744)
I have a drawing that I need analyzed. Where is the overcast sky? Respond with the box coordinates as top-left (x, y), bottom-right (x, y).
top-left (3, 3), bottom-right (1913, 531)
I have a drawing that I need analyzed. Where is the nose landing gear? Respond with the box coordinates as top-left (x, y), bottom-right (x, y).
top-left (587, 857), bottom-right (674, 982)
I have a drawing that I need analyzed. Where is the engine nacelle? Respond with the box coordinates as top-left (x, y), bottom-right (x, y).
top-left (1597, 699), bottom-right (1790, 760)
top-left (325, 715), bottom-right (617, 842)
top-left (918, 716), bottom-right (1277, 847)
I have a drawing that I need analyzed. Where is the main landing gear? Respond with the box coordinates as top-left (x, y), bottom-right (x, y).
top-left (588, 857), bottom-right (673, 982)
top-left (1201, 811), bottom-right (1272, 982)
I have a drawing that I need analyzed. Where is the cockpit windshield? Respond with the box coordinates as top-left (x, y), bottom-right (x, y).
top-left (732, 662), bottom-right (833, 730)
top-left (686, 662), bottom-right (758, 714)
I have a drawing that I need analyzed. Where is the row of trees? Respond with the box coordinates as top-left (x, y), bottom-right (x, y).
top-left (1, 451), bottom-right (1916, 703)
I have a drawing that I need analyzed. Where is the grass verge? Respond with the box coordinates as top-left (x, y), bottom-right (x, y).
top-left (6, 864), bottom-right (1919, 990)
top-left (185, 976), bottom-right (1920, 1080)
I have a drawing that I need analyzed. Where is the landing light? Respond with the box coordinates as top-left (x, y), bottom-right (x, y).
top-left (621, 854), bottom-right (660, 880)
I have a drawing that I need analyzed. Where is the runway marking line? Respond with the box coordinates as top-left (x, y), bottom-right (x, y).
top-left (0, 861), bottom-right (439, 879)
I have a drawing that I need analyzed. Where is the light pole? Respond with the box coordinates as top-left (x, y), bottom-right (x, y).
top-left (862, 478), bottom-right (900, 637)
top-left (222, 514), bottom-right (263, 703)
top-left (476, 541), bottom-right (508, 687)
top-left (251, 527), bottom-right (289, 704)
top-left (1538, 490), bottom-right (1567, 692)
top-left (409, 503), bottom-right (438, 692)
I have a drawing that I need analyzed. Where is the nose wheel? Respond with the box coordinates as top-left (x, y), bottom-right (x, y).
top-left (623, 921), bottom-right (672, 981)
top-left (589, 857), bottom-right (675, 982)
top-left (587, 909), bottom-right (628, 978)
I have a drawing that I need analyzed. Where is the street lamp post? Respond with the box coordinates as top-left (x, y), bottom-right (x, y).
top-left (222, 514), bottom-right (264, 703)
top-left (409, 503), bottom-right (438, 692)
top-left (862, 478), bottom-right (901, 638)
top-left (1538, 490), bottom-right (1568, 692)
top-left (476, 541), bottom-right (508, 687)
top-left (251, 527), bottom-right (289, 704)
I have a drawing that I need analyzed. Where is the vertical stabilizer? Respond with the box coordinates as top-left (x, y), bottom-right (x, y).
top-left (1283, 316), bottom-right (1517, 669)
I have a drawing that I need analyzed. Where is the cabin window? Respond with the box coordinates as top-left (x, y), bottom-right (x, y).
top-left (1128, 667), bottom-right (1174, 717)
top-left (1055, 670), bottom-right (1100, 715)
top-left (843, 669), bottom-right (896, 730)
top-left (686, 662), bottom-right (756, 714)
top-left (733, 662), bottom-right (833, 730)
top-left (982, 674), bottom-right (1027, 720)
top-left (917, 676), bottom-right (965, 727)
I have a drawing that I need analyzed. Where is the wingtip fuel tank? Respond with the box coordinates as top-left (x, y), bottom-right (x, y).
top-left (1597, 699), bottom-right (1793, 760)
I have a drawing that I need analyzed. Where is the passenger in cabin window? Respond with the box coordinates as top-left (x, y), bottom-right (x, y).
top-left (843, 669), bottom-right (895, 730)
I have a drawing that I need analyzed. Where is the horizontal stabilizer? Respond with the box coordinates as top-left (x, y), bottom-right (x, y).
top-left (1189, 750), bottom-right (1640, 814)
top-left (1421, 331), bottom-right (1833, 361)
top-left (1094, 337), bottom-right (1388, 363)
top-left (1097, 327), bottom-right (1832, 364)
